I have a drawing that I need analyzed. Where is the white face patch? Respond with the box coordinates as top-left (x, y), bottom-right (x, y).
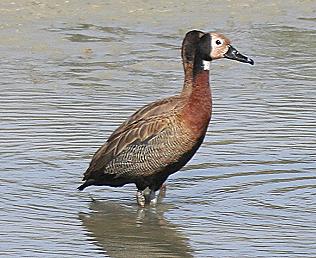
top-left (202, 60), bottom-right (211, 70)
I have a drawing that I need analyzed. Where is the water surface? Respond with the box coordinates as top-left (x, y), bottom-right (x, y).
top-left (1, 1), bottom-right (315, 257)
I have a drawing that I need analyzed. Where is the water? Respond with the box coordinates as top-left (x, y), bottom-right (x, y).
top-left (1, 1), bottom-right (315, 257)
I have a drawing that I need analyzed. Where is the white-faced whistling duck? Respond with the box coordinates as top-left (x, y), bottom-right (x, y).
top-left (78, 30), bottom-right (254, 206)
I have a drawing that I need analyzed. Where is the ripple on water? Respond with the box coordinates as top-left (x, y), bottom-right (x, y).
top-left (1, 14), bottom-right (316, 258)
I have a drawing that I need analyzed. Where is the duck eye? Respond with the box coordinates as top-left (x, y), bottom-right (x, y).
top-left (215, 39), bottom-right (222, 45)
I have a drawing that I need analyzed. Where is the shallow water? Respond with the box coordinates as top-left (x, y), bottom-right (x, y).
top-left (1, 1), bottom-right (316, 257)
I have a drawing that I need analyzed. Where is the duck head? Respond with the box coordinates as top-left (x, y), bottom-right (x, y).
top-left (197, 32), bottom-right (254, 65)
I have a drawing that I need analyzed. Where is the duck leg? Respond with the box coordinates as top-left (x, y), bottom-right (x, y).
top-left (148, 189), bottom-right (158, 206)
top-left (137, 185), bottom-right (166, 206)
top-left (136, 190), bottom-right (146, 207)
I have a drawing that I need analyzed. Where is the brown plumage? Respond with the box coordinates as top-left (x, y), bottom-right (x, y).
top-left (78, 30), bottom-right (254, 206)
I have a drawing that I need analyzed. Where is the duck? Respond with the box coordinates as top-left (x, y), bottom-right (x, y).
top-left (78, 30), bottom-right (254, 206)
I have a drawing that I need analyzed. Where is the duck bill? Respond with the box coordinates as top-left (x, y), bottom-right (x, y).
top-left (224, 45), bottom-right (254, 65)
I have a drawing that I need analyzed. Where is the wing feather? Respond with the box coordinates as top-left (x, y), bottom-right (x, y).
top-left (83, 107), bottom-right (177, 180)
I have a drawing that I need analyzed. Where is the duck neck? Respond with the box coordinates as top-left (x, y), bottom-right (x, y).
top-left (192, 55), bottom-right (211, 97)
top-left (181, 57), bottom-right (210, 96)
top-left (182, 55), bottom-right (212, 136)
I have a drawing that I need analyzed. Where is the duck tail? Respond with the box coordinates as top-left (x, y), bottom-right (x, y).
top-left (77, 179), bottom-right (94, 191)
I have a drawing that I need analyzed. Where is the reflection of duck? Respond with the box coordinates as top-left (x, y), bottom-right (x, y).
top-left (78, 30), bottom-right (254, 206)
top-left (79, 201), bottom-right (194, 258)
